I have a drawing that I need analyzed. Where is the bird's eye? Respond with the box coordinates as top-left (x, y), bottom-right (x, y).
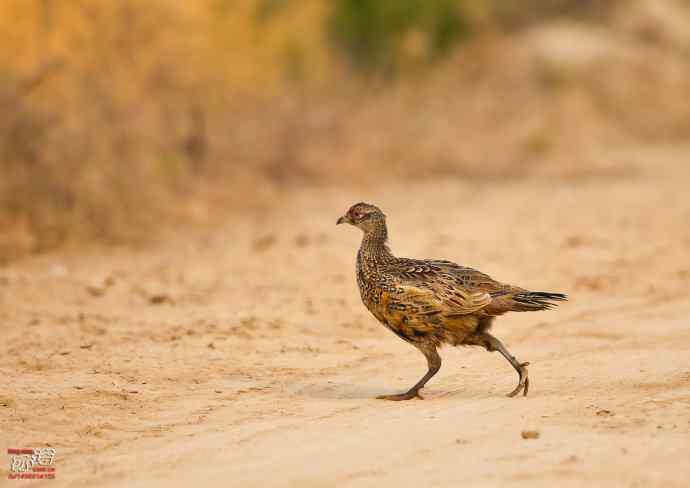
top-left (354, 212), bottom-right (364, 220)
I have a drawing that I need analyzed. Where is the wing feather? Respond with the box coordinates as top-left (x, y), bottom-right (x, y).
top-left (389, 264), bottom-right (493, 316)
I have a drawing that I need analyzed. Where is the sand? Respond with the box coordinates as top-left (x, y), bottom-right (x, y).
top-left (1, 143), bottom-right (690, 487)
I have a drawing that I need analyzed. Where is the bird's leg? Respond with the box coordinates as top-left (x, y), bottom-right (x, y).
top-left (477, 332), bottom-right (529, 397)
top-left (377, 345), bottom-right (441, 401)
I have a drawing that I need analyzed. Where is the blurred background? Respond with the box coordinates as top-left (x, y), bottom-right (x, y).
top-left (1, 0), bottom-right (689, 261)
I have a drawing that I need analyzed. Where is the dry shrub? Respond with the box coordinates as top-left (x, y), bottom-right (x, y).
top-left (0, 1), bottom-right (215, 258)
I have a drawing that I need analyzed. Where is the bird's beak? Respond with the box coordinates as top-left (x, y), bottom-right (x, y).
top-left (336, 215), bottom-right (348, 225)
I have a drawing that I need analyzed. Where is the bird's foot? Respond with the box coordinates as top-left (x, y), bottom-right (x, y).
top-left (506, 362), bottom-right (530, 398)
top-left (376, 389), bottom-right (423, 401)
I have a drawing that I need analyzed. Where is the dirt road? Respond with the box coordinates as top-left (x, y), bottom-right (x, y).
top-left (2, 144), bottom-right (690, 487)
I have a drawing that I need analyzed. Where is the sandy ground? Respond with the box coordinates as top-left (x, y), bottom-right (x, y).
top-left (1, 144), bottom-right (690, 487)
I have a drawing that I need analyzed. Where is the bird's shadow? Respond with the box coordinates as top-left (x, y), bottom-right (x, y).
top-left (297, 381), bottom-right (387, 400)
top-left (296, 379), bottom-right (467, 401)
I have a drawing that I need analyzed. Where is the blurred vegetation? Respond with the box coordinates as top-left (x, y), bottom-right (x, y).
top-left (259, 0), bottom-right (624, 75)
top-left (0, 0), bottom-right (689, 261)
top-left (328, 0), bottom-right (473, 75)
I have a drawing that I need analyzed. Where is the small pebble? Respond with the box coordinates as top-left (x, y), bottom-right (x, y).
top-left (521, 430), bottom-right (540, 439)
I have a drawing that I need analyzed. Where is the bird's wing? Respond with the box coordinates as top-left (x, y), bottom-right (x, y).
top-left (386, 259), bottom-right (493, 316)
top-left (425, 260), bottom-right (515, 294)
top-left (426, 260), bottom-right (538, 314)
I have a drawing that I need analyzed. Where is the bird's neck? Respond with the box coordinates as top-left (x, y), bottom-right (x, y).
top-left (359, 221), bottom-right (393, 263)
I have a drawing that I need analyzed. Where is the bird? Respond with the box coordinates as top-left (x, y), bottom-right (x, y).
top-left (337, 202), bottom-right (567, 401)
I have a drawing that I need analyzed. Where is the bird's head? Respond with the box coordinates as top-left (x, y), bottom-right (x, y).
top-left (337, 202), bottom-right (386, 233)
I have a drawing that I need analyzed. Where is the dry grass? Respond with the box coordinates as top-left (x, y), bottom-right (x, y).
top-left (1, 0), bottom-right (689, 261)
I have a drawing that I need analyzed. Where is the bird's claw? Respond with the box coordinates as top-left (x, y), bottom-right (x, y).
top-left (506, 362), bottom-right (530, 397)
top-left (376, 389), bottom-right (423, 401)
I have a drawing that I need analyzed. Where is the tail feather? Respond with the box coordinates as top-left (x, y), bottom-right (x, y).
top-left (512, 291), bottom-right (567, 311)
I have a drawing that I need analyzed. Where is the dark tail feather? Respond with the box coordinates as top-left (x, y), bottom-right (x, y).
top-left (512, 291), bottom-right (568, 311)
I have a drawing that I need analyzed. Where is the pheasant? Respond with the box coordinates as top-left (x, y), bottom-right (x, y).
top-left (337, 202), bottom-right (566, 401)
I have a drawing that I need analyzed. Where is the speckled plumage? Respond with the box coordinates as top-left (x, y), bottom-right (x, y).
top-left (338, 202), bottom-right (567, 400)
